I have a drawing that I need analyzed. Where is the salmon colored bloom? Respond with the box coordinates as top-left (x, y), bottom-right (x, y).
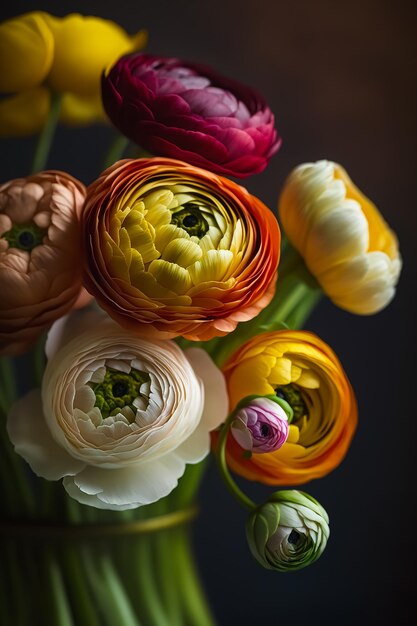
top-left (0, 171), bottom-right (89, 355)
top-left (0, 12), bottom-right (147, 135)
top-left (82, 157), bottom-right (280, 341)
top-left (278, 160), bottom-right (402, 315)
top-left (219, 330), bottom-right (357, 485)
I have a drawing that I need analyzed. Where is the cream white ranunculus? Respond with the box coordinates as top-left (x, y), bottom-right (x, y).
top-left (7, 309), bottom-right (228, 510)
top-left (278, 160), bottom-right (402, 315)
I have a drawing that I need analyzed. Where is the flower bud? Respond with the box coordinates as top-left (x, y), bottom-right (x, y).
top-left (246, 490), bottom-right (329, 571)
top-left (231, 396), bottom-right (290, 453)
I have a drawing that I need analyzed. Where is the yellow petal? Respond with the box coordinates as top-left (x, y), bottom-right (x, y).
top-left (188, 250), bottom-right (233, 284)
top-left (0, 88), bottom-right (49, 137)
top-left (162, 238), bottom-right (202, 267)
top-left (148, 260), bottom-right (192, 295)
top-left (59, 92), bottom-right (107, 125)
top-left (286, 425), bottom-right (300, 444)
top-left (45, 14), bottom-right (147, 96)
top-left (0, 12), bottom-right (54, 92)
top-left (268, 357), bottom-right (292, 386)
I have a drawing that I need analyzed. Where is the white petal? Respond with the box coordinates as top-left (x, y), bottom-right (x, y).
top-left (176, 348), bottom-right (229, 464)
top-left (64, 453), bottom-right (186, 510)
top-left (45, 307), bottom-right (112, 360)
top-left (7, 390), bottom-right (85, 480)
top-left (185, 348), bottom-right (228, 431)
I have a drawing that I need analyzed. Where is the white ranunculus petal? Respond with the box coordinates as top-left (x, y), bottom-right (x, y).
top-left (66, 453), bottom-right (186, 509)
top-left (7, 389), bottom-right (85, 480)
top-left (185, 347), bottom-right (228, 431)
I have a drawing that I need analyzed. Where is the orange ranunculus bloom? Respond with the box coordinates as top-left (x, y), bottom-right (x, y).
top-left (0, 171), bottom-right (89, 355)
top-left (219, 329), bottom-right (357, 485)
top-left (82, 158), bottom-right (280, 341)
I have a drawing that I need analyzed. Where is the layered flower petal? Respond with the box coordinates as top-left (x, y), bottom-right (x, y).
top-left (218, 329), bottom-right (357, 485)
top-left (7, 309), bottom-right (228, 510)
top-left (82, 157), bottom-right (280, 341)
top-left (0, 171), bottom-right (88, 355)
top-left (278, 160), bottom-right (402, 314)
top-left (102, 54), bottom-right (280, 178)
top-left (246, 490), bottom-right (330, 571)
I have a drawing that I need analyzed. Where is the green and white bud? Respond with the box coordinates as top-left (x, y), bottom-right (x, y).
top-left (246, 490), bottom-right (329, 571)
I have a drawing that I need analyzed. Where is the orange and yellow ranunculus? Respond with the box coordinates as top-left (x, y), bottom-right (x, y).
top-left (278, 160), bottom-right (401, 315)
top-left (0, 12), bottom-right (147, 135)
top-left (82, 157), bottom-right (281, 341)
top-left (220, 329), bottom-right (357, 485)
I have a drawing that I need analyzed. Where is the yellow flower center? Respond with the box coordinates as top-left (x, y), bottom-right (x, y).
top-left (108, 180), bottom-right (246, 299)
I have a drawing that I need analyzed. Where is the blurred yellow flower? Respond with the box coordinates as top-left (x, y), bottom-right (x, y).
top-left (0, 88), bottom-right (50, 137)
top-left (0, 12), bottom-right (147, 134)
top-left (42, 13), bottom-right (147, 97)
top-left (279, 160), bottom-right (401, 315)
top-left (0, 12), bottom-right (53, 92)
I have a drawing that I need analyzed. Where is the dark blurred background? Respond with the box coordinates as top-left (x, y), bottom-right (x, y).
top-left (1, 1), bottom-right (416, 624)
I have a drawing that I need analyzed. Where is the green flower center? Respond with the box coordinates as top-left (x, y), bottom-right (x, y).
top-left (171, 204), bottom-right (209, 238)
top-left (90, 368), bottom-right (150, 421)
top-left (275, 384), bottom-right (307, 422)
top-left (2, 223), bottom-right (47, 251)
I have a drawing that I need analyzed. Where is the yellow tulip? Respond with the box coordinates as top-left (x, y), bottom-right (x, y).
top-left (0, 88), bottom-right (50, 137)
top-left (43, 13), bottom-right (147, 97)
top-left (278, 160), bottom-right (401, 315)
top-left (0, 12), bottom-right (54, 92)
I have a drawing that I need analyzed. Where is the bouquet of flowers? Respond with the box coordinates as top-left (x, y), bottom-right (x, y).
top-left (0, 11), bottom-right (401, 626)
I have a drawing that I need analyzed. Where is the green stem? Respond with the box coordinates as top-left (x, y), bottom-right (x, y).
top-left (134, 532), bottom-right (171, 626)
top-left (174, 527), bottom-right (215, 626)
top-left (210, 248), bottom-right (322, 367)
top-left (102, 134), bottom-right (130, 170)
top-left (31, 92), bottom-right (62, 174)
top-left (216, 414), bottom-right (256, 510)
top-left (44, 549), bottom-right (74, 626)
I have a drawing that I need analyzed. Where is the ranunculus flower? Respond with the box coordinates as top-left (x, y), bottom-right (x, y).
top-left (82, 157), bottom-right (280, 341)
top-left (0, 12), bottom-right (147, 136)
top-left (0, 12), bottom-right (54, 93)
top-left (102, 53), bottom-right (280, 178)
top-left (219, 330), bottom-right (357, 485)
top-left (231, 396), bottom-right (290, 453)
top-left (278, 160), bottom-right (402, 314)
top-left (0, 171), bottom-right (89, 355)
top-left (7, 309), bottom-right (228, 510)
top-left (246, 490), bottom-right (330, 571)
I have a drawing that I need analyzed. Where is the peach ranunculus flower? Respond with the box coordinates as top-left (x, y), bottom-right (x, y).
top-left (278, 160), bottom-right (401, 315)
top-left (7, 309), bottom-right (228, 510)
top-left (0, 171), bottom-right (89, 355)
top-left (82, 157), bottom-right (281, 341)
top-left (218, 330), bottom-right (357, 485)
top-left (0, 12), bottom-right (147, 135)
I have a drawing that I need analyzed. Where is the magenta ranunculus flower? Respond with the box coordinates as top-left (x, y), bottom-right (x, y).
top-left (101, 53), bottom-right (281, 178)
top-left (231, 397), bottom-right (289, 453)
